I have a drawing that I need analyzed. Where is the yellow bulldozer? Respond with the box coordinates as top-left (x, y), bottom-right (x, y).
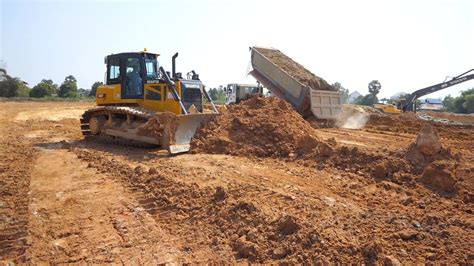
top-left (80, 50), bottom-right (218, 154)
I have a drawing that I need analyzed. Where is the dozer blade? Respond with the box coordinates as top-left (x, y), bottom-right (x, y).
top-left (162, 113), bottom-right (218, 154)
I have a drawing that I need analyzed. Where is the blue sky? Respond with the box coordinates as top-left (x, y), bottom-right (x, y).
top-left (1, 0), bottom-right (473, 99)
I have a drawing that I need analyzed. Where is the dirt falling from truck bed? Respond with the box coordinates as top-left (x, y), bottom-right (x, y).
top-left (191, 96), bottom-right (323, 157)
top-left (254, 47), bottom-right (334, 91)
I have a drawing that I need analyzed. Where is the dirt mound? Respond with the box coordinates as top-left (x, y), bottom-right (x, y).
top-left (191, 96), bottom-right (322, 157)
top-left (255, 47), bottom-right (334, 91)
top-left (418, 161), bottom-right (457, 194)
top-left (402, 125), bottom-right (467, 196)
top-left (405, 125), bottom-right (455, 167)
top-left (368, 112), bottom-right (422, 134)
top-left (413, 124), bottom-right (442, 156)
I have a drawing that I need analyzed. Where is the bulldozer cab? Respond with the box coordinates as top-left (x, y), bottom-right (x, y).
top-left (98, 51), bottom-right (208, 115)
top-left (105, 52), bottom-right (159, 100)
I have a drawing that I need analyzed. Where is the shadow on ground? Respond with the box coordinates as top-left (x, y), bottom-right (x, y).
top-left (34, 137), bottom-right (170, 162)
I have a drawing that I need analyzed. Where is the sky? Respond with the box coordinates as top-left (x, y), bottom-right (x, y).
top-left (1, 0), bottom-right (473, 99)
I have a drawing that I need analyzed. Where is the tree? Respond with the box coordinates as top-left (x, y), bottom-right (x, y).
top-left (368, 80), bottom-right (381, 97)
top-left (461, 88), bottom-right (474, 97)
top-left (441, 88), bottom-right (474, 114)
top-left (89, 81), bottom-right (103, 97)
top-left (355, 94), bottom-right (378, 106)
top-left (58, 75), bottom-right (78, 98)
top-left (30, 79), bottom-right (57, 98)
top-left (453, 96), bottom-right (466, 113)
top-left (463, 94), bottom-right (474, 113)
top-left (415, 99), bottom-right (421, 110)
top-left (442, 95), bottom-right (455, 112)
top-left (215, 88), bottom-right (226, 104)
top-left (0, 75), bottom-right (30, 97)
top-left (17, 82), bottom-right (30, 97)
top-left (207, 88), bottom-right (218, 101)
top-left (332, 82), bottom-right (349, 103)
top-left (353, 95), bottom-right (363, 104)
top-left (77, 88), bottom-right (91, 97)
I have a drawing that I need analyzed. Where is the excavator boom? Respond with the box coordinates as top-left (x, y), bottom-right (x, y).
top-left (403, 69), bottom-right (474, 111)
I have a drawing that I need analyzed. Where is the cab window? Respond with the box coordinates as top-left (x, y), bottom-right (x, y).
top-left (124, 57), bottom-right (143, 97)
top-left (145, 58), bottom-right (158, 80)
top-left (108, 57), bottom-right (120, 83)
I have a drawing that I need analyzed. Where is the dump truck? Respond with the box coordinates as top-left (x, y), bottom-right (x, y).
top-left (248, 46), bottom-right (341, 119)
top-left (225, 83), bottom-right (263, 105)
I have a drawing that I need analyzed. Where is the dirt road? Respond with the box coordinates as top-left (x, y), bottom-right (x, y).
top-left (0, 101), bottom-right (473, 264)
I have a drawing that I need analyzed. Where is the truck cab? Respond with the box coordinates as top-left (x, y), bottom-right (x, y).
top-left (225, 83), bottom-right (263, 105)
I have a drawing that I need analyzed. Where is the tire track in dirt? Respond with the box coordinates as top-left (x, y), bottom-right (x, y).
top-left (0, 102), bottom-right (187, 264)
top-left (27, 148), bottom-right (183, 264)
top-left (0, 111), bottom-right (37, 263)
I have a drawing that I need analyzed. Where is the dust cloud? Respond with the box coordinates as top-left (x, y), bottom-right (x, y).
top-left (336, 106), bottom-right (370, 129)
top-left (339, 112), bottom-right (369, 129)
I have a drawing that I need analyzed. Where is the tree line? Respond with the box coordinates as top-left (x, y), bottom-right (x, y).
top-left (0, 74), bottom-right (103, 99)
top-left (442, 89), bottom-right (474, 114)
top-left (332, 80), bottom-right (381, 106)
top-left (207, 87), bottom-right (226, 104)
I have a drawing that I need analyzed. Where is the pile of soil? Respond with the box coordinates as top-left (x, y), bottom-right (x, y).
top-left (191, 96), bottom-right (322, 157)
top-left (254, 47), bottom-right (334, 91)
top-left (405, 125), bottom-right (456, 167)
top-left (367, 112), bottom-right (423, 134)
top-left (418, 161), bottom-right (457, 194)
top-left (402, 125), bottom-right (465, 196)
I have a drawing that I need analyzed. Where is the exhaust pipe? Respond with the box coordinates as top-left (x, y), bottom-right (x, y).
top-left (172, 52), bottom-right (178, 78)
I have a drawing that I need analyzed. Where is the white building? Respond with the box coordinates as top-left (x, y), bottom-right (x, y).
top-left (419, 98), bottom-right (443, 111)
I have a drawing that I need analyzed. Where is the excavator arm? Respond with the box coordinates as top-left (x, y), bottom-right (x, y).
top-left (403, 69), bottom-right (474, 111)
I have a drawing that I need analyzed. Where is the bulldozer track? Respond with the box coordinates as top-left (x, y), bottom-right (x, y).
top-left (84, 135), bottom-right (156, 149)
top-left (80, 106), bottom-right (159, 148)
top-left (80, 106), bottom-right (155, 135)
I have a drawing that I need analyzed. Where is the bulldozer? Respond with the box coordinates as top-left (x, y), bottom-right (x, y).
top-left (80, 50), bottom-right (218, 154)
top-left (373, 103), bottom-right (402, 114)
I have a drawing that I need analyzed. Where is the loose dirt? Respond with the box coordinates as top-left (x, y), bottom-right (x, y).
top-left (0, 101), bottom-right (473, 264)
top-left (255, 47), bottom-right (334, 91)
top-left (191, 96), bottom-right (322, 157)
top-left (423, 111), bottom-right (474, 126)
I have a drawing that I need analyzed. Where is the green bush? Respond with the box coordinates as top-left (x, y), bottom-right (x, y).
top-left (463, 94), bottom-right (474, 113)
top-left (0, 76), bottom-right (23, 97)
top-left (30, 79), bottom-right (58, 98)
top-left (58, 75), bottom-right (78, 98)
top-left (355, 94), bottom-right (378, 106)
top-left (443, 88), bottom-right (474, 113)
